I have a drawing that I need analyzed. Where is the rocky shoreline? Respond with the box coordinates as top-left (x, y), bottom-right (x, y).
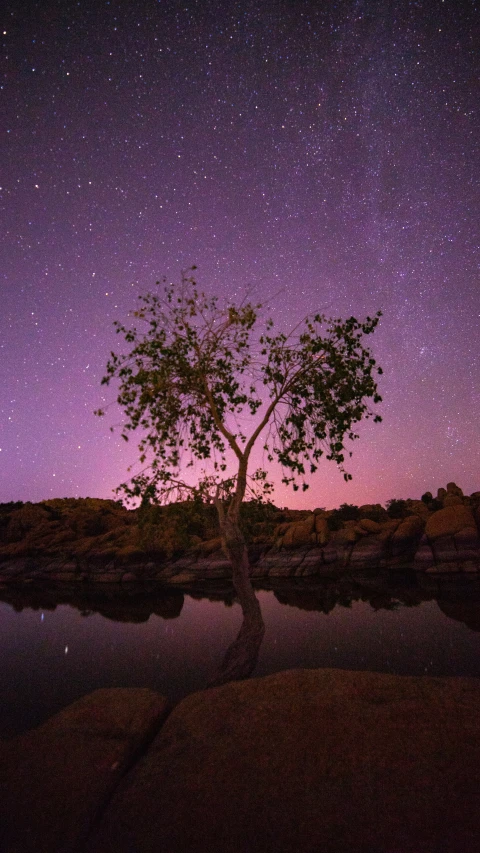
top-left (1, 481), bottom-right (479, 586)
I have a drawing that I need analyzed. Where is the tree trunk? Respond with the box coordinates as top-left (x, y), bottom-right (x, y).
top-left (221, 510), bottom-right (260, 620)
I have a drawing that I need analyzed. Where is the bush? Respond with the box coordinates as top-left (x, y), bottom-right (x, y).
top-left (239, 500), bottom-right (278, 542)
top-left (0, 501), bottom-right (24, 515)
top-left (326, 503), bottom-right (360, 531)
top-left (334, 503), bottom-right (361, 521)
top-left (0, 502), bottom-right (25, 541)
top-left (138, 499), bottom-right (219, 559)
top-left (385, 499), bottom-right (410, 519)
top-left (137, 498), bottom-right (279, 557)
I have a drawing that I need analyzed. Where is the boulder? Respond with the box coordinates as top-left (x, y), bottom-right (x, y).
top-left (266, 550), bottom-right (307, 577)
top-left (314, 514), bottom-right (329, 544)
top-left (431, 536), bottom-right (459, 565)
top-left (348, 534), bottom-right (386, 568)
top-left (425, 505), bottom-right (476, 540)
top-left (295, 548), bottom-right (325, 576)
top-left (353, 523), bottom-right (370, 537)
top-left (334, 525), bottom-right (359, 545)
top-left (446, 481), bottom-right (464, 496)
top-left (194, 536), bottom-right (222, 556)
top-left (414, 534), bottom-right (436, 570)
top-left (454, 527), bottom-right (480, 562)
top-left (390, 514), bottom-right (425, 563)
top-left (0, 688), bottom-right (169, 853)
top-left (321, 542), bottom-right (341, 567)
top-left (281, 515), bottom-right (315, 548)
top-left (358, 503), bottom-right (389, 522)
top-left (443, 494), bottom-right (464, 507)
top-left (357, 518), bottom-right (381, 534)
top-left (405, 499), bottom-right (430, 519)
top-left (87, 669), bottom-right (480, 853)
top-left (392, 514), bottom-right (424, 543)
top-left (191, 555), bottom-right (231, 578)
top-left (168, 571), bottom-right (197, 584)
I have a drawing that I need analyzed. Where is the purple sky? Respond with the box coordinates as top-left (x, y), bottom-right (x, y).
top-left (1, 0), bottom-right (478, 511)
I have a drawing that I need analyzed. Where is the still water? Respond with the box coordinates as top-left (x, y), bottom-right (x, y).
top-left (2, 576), bottom-right (480, 738)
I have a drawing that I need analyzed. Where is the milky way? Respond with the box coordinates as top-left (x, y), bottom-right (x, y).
top-left (1, 0), bottom-right (478, 509)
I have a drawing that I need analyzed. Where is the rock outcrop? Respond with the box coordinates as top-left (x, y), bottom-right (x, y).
top-left (2, 670), bottom-right (480, 852)
top-left (0, 688), bottom-right (170, 853)
top-left (0, 483), bottom-right (479, 585)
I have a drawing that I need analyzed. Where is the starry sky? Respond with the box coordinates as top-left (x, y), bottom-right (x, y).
top-left (1, 0), bottom-right (479, 510)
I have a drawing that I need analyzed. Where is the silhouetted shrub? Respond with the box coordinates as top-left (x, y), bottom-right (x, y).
top-left (327, 514), bottom-right (344, 531)
top-left (385, 499), bottom-right (410, 519)
top-left (327, 503), bottom-right (360, 530)
top-left (336, 503), bottom-right (361, 521)
top-left (138, 499), bottom-right (217, 559)
top-left (82, 514), bottom-right (108, 536)
top-left (0, 501), bottom-right (24, 516)
top-left (137, 498), bottom-right (279, 557)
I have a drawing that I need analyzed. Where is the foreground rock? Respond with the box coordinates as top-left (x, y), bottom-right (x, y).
top-left (87, 670), bottom-right (480, 853)
top-left (0, 688), bottom-right (170, 853)
top-left (3, 670), bottom-right (480, 852)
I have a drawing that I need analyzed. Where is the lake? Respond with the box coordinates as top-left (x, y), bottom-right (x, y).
top-left (2, 574), bottom-right (480, 738)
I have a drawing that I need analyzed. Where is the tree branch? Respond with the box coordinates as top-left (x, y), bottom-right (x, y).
top-left (193, 344), bottom-right (244, 461)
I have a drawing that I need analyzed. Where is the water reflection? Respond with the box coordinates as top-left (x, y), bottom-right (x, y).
top-left (2, 572), bottom-right (480, 630)
top-left (2, 574), bottom-right (480, 738)
top-left (0, 583), bottom-right (185, 623)
top-left (207, 589), bottom-right (265, 688)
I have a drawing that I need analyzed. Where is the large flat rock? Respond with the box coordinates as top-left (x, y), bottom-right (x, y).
top-left (0, 688), bottom-right (169, 853)
top-left (88, 669), bottom-right (480, 853)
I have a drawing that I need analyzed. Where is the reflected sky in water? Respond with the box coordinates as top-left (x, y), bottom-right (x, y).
top-left (2, 584), bottom-right (480, 738)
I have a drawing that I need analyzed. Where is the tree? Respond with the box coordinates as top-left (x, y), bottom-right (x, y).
top-left (96, 269), bottom-right (383, 682)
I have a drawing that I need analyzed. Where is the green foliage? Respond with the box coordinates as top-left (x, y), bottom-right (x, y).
top-left (337, 503), bottom-right (361, 521)
top-left (137, 499), bottom-right (219, 559)
top-left (97, 269), bottom-right (383, 508)
top-left (38, 498), bottom-right (128, 538)
top-left (239, 500), bottom-right (279, 542)
top-left (137, 498), bottom-right (279, 555)
top-left (0, 501), bottom-right (24, 515)
top-left (327, 503), bottom-right (360, 529)
top-left (385, 499), bottom-right (410, 519)
top-left (0, 502), bottom-right (25, 540)
top-left (326, 514), bottom-right (344, 531)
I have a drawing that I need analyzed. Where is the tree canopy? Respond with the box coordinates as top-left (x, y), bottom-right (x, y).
top-left (96, 269), bottom-right (383, 508)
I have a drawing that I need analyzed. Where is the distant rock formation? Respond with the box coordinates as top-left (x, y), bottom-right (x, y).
top-left (0, 483), bottom-right (479, 585)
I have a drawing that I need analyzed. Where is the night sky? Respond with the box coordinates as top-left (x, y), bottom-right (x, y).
top-left (2, 0), bottom-right (478, 510)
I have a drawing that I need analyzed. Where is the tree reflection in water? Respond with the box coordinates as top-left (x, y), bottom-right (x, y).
top-left (207, 584), bottom-right (265, 687)
top-left (2, 573), bottom-right (480, 694)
